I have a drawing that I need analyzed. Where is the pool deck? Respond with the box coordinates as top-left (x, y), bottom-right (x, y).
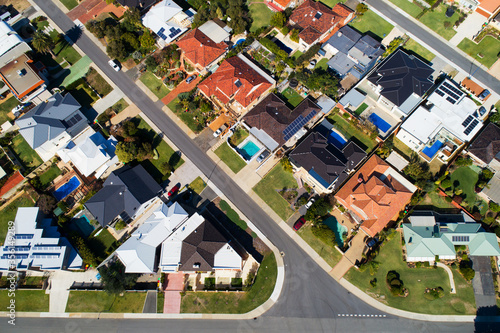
top-left (236, 136), bottom-right (265, 163)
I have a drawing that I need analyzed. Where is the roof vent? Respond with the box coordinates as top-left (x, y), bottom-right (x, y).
top-left (338, 31), bottom-right (342, 37)
top-left (119, 192), bottom-right (123, 196)
top-left (17, 69), bottom-right (25, 77)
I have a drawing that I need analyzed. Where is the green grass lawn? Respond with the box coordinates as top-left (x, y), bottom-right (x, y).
top-left (292, 50), bottom-right (303, 60)
top-left (54, 40), bottom-right (82, 65)
top-left (345, 232), bottom-right (476, 315)
top-left (38, 164), bottom-right (62, 189)
top-left (319, 0), bottom-right (344, 7)
top-left (416, 191), bottom-right (456, 210)
top-left (458, 36), bottom-right (500, 68)
top-left (219, 200), bottom-right (248, 231)
top-left (297, 222), bottom-right (342, 268)
top-left (0, 193), bottom-right (35, 246)
top-left (68, 83), bottom-right (99, 110)
top-left (110, 98), bottom-right (129, 114)
top-left (157, 292), bottom-right (164, 313)
top-left (166, 97), bottom-right (207, 133)
top-left (59, 0), bottom-right (79, 10)
top-left (349, 10), bottom-right (394, 40)
top-left (354, 103), bottom-right (368, 116)
top-left (88, 227), bottom-right (116, 261)
top-left (181, 252), bottom-right (277, 313)
top-left (389, 0), bottom-right (423, 18)
top-left (0, 290), bottom-right (49, 312)
top-left (0, 96), bottom-right (19, 125)
top-left (229, 128), bottom-right (249, 146)
top-left (189, 176), bottom-right (206, 195)
top-left (315, 58), bottom-right (329, 70)
top-left (392, 137), bottom-right (413, 159)
top-left (326, 113), bottom-right (377, 152)
top-left (450, 167), bottom-right (479, 207)
top-left (86, 68), bottom-right (113, 97)
top-left (253, 163), bottom-right (297, 221)
top-left (11, 134), bottom-right (43, 170)
top-left (249, 3), bottom-right (274, 33)
top-left (282, 88), bottom-right (304, 108)
top-left (36, 20), bottom-right (50, 31)
top-left (140, 72), bottom-right (170, 99)
top-left (419, 4), bottom-right (461, 40)
top-left (404, 39), bottom-right (435, 62)
top-left (214, 143), bottom-right (246, 174)
top-left (66, 291), bottom-right (146, 313)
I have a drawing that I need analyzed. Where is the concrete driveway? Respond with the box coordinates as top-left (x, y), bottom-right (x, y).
top-left (470, 256), bottom-right (497, 316)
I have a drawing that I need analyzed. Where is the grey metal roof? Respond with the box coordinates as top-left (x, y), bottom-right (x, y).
top-left (322, 26), bottom-right (361, 54)
top-left (327, 52), bottom-right (356, 77)
top-left (339, 88), bottom-right (366, 109)
top-left (349, 35), bottom-right (383, 67)
top-left (481, 175), bottom-right (500, 204)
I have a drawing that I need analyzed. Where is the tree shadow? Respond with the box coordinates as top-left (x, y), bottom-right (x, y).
top-left (65, 25), bottom-right (83, 44)
top-left (474, 305), bottom-right (499, 332)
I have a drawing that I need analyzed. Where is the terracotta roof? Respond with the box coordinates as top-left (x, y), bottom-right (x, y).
top-left (478, 0), bottom-right (500, 13)
top-left (461, 77), bottom-right (484, 97)
top-left (0, 171), bottom-right (24, 197)
top-left (198, 56), bottom-right (272, 108)
top-left (335, 155), bottom-right (413, 237)
top-left (273, 0), bottom-right (293, 8)
top-left (299, 26), bottom-right (322, 45)
top-left (177, 28), bottom-right (227, 68)
top-left (468, 123), bottom-right (500, 165)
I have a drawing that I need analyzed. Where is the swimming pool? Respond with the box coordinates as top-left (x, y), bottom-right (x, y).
top-left (272, 38), bottom-right (292, 54)
top-left (369, 113), bottom-right (391, 133)
top-left (53, 176), bottom-right (81, 201)
top-left (422, 140), bottom-right (443, 159)
top-left (328, 129), bottom-right (347, 149)
top-left (239, 140), bottom-right (260, 161)
top-left (234, 38), bottom-right (246, 47)
top-left (70, 214), bottom-right (95, 238)
top-left (323, 216), bottom-right (348, 246)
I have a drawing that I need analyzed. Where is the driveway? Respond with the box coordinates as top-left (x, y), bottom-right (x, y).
top-left (163, 273), bottom-right (184, 314)
top-left (142, 290), bottom-right (157, 313)
top-left (449, 12), bottom-right (486, 46)
top-left (470, 256), bottom-right (497, 316)
top-left (194, 127), bottom-right (218, 151)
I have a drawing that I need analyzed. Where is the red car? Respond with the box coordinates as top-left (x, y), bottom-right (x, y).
top-left (293, 217), bottom-right (305, 231)
top-left (167, 184), bottom-right (180, 197)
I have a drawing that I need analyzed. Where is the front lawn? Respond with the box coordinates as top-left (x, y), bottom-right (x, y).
top-left (157, 292), bottom-right (164, 313)
top-left (326, 113), bottom-right (377, 152)
top-left (458, 36), bottom-right (500, 69)
top-left (0, 290), bottom-right (49, 312)
top-left (419, 4), bottom-right (462, 40)
top-left (389, 0), bottom-right (423, 18)
top-left (38, 164), bottom-right (62, 189)
top-left (249, 3), bottom-right (274, 33)
top-left (181, 252), bottom-right (277, 313)
top-left (345, 232), bottom-right (476, 315)
top-left (59, 0), bottom-right (79, 10)
top-left (88, 227), bottom-right (116, 261)
top-left (349, 10), bottom-right (394, 40)
top-left (297, 222), bottom-right (342, 268)
top-left (189, 176), bottom-right (206, 195)
top-left (166, 97), bottom-right (215, 134)
top-left (214, 143), bottom-right (246, 174)
top-left (282, 87), bottom-right (304, 108)
top-left (253, 163), bottom-right (297, 221)
top-left (319, 0), bottom-right (344, 7)
top-left (0, 193), bottom-right (35, 246)
top-left (109, 98), bottom-right (129, 114)
top-left (0, 96), bottom-right (19, 125)
top-left (11, 134), bottom-right (42, 170)
top-left (404, 39), bottom-right (435, 62)
top-left (53, 40), bottom-right (82, 65)
top-left (66, 291), bottom-right (146, 313)
top-left (315, 58), bottom-right (329, 70)
top-left (86, 67), bottom-right (113, 97)
top-left (449, 166), bottom-right (479, 207)
top-left (140, 72), bottom-right (170, 99)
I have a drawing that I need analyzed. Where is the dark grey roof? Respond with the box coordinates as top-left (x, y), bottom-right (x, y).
top-left (468, 123), bottom-right (500, 164)
top-left (85, 165), bottom-right (161, 227)
top-left (350, 35), bottom-right (384, 66)
top-left (322, 26), bottom-right (361, 54)
top-left (116, 0), bottom-right (157, 9)
top-left (367, 49), bottom-right (434, 107)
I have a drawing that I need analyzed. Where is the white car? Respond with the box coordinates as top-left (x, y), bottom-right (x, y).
top-left (108, 59), bottom-right (120, 71)
top-left (305, 198), bottom-right (315, 209)
top-left (213, 128), bottom-right (222, 137)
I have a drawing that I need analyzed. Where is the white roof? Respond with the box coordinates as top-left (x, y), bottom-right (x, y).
top-left (214, 244), bottom-right (242, 269)
top-left (142, 0), bottom-right (188, 44)
top-left (0, 21), bottom-right (23, 57)
top-left (385, 151), bottom-right (409, 171)
top-left (198, 20), bottom-right (230, 44)
top-left (0, 166), bottom-right (5, 179)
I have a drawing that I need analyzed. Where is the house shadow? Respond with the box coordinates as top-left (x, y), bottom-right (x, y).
top-left (474, 305), bottom-right (500, 332)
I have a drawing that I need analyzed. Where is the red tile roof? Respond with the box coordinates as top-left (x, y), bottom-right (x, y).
top-left (177, 28), bottom-right (227, 68)
top-left (198, 56), bottom-right (273, 108)
top-left (0, 171), bottom-right (24, 197)
top-left (335, 155), bottom-right (413, 237)
top-left (273, 0), bottom-right (293, 9)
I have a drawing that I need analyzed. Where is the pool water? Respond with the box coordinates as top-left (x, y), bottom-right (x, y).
top-left (323, 216), bottom-right (348, 246)
top-left (239, 140), bottom-right (260, 160)
top-left (53, 176), bottom-right (81, 201)
top-left (369, 113), bottom-right (391, 133)
top-left (328, 129), bottom-right (347, 149)
top-left (234, 38), bottom-right (246, 47)
top-left (422, 140), bottom-right (443, 159)
top-left (70, 214), bottom-right (95, 238)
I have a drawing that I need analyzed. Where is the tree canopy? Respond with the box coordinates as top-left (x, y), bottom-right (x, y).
top-left (99, 260), bottom-right (139, 294)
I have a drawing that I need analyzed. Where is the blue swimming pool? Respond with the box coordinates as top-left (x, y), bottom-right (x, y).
top-left (70, 214), bottom-right (95, 238)
top-left (328, 129), bottom-right (347, 149)
top-left (239, 140), bottom-right (260, 161)
top-left (234, 38), bottom-right (246, 47)
top-left (53, 176), bottom-right (81, 201)
top-left (369, 113), bottom-right (391, 133)
top-left (323, 216), bottom-right (348, 246)
top-left (272, 38), bottom-right (292, 54)
top-left (422, 140), bottom-right (443, 159)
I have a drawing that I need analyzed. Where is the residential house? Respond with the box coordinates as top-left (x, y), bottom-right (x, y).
top-left (198, 54), bottom-right (275, 117)
top-left (461, 77), bottom-right (490, 101)
top-left (85, 165), bottom-right (162, 228)
top-left (242, 93), bottom-right (322, 152)
top-left (0, 21), bottom-right (31, 67)
top-left (57, 127), bottom-right (120, 179)
top-left (0, 207), bottom-right (82, 271)
top-left (177, 20), bottom-right (230, 74)
top-left (289, 0), bottom-right (354, 51)
top-left (467, 123), bottom-right (500, 172)
top-left (267, 0), bottom-right (304, 11)
top-left (396, 78), bottom-right (483, 162)
top-left (15, 92), bottom-right (88, 162)
top-left (142, 0), bottom-right (196, 47)
top-left (478, 173), bottom-right (500, 204)
top-left (289, 119), bottom-right (367, 193)
top-left (335, 155), bottom-right (417, 237)
top-left (403, 211), bottom-right (500, 262)
top-left (116, 0), bottom-right (157, 10)
top-left (475, 0), bottom-right (500, 19)
top-left (115, 202), bottom-right (242, 273)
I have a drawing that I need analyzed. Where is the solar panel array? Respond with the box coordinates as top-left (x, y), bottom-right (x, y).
top-left (452, 235), bottom-right (470, 242)
top-left (157, 27), bottom-right (167, 40)
top-left (65, 114), bottom-right (82, 127)
top-left (462, 115), bottom-right (473, 127)
top-left (234, 79), bottom-right (242, 88)
top-left (283, 110), bottom-right (317, 141)
top-left (438, 81), bottom-right (464, 105)
top-left (157, 27), bottom-right (182, 40)
top-left (31, 253), bottom-right (60, 259)
top-left (464, 119), bottom-right (479, 136)
top-left (15, 234), bottom-right (33, 239)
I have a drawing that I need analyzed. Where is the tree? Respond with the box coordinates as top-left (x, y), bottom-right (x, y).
top-left (107, 39), bottom-right (128, 60)
top-left (121, 121), bottom-right (137, 138)
top-left (32, 31), bottom-right (54, 56)
top-left (459, 260), bottom-right (475, 281)
top-left (489, 112), bottom-right (500, 124)
top-left (36, 194), bottom-right (56, 214)
top-left (489, 201), bottom-right (500, 212)
top-left (270, 12), bottom-right (287, 28)
top-left (281, 156), bottom-right (293, 173)
top-left (140, 30), bottom-right (156, 50)
top-left (115, 220), bottom-right (127, 231)
top-left (383, 37), bottom-right (403, 57)
top-left (73, 236), bottom-right (98, 266)
top-left (99, 260), bottom-right (139, 294)
top-left (145, 56), bottom-right (158, 72)
top-left (290, 29), bottom-right (299, 43)
top-left (356, 3), bottom-right (369, 16)
top-left (122, 32), bottom-right (140, 51)
top-left (115, 141), bottom-right (137, 163)
top-left (311, 222), bottom-right (336, 246)
top-left (455, 156), bottom-right (472, 166)
top-left (216, 7), bottom-right (224, 19)
top-left (123, 8), bottom-right (141, 27)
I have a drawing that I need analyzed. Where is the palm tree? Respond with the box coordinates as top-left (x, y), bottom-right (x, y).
top-left (32, 31), bottom-right (54, 56)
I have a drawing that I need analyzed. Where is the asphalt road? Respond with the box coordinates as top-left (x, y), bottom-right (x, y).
top-left (367, 0), bottom-right (500, 94)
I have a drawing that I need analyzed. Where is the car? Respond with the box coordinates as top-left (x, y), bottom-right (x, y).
top-left (305, 198), bottom-right (315, 209)
top-left (108, 59), bottom-right (120, 71)
top-left (213, 125), bottom-right (227, 137)
top-left (366, 238), bottom-right (379, 248)
top-left (479, 89), bottom-right (490, 100)
top-left (478, 106), bottom-right (487, 117)
top-left (307, 59), bottom-right (317, 70)
top-left (186, 75), bottom-right (197, 84)
top-left (167, 183), bottom-right (180, 197)
top-left (293, 217), bottom-right (305, 231)
top-left (256, 150), bottom-right (270, 163)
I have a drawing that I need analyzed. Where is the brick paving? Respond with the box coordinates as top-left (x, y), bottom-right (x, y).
top-left (163, 272), bottom-right (184, 314)
top-left (161, 76), bottom-right (201, 106)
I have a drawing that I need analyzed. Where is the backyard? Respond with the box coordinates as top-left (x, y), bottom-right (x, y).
top-left (65, 291), bottom-right (146, 313)
top-left (349, 10), bottom-right (394, 40)
top-left (140, 72), bottom-right (170, 100)
top-left (415, 191), bottom-right (457, 211)
top-left (0, 290), bottom-right (49, 312)
top-left (344, 232), bottom-right (476, 315)
top-left (419, 4), bottom-right (462, 41)
top-left (449, 166), bottom-right (486, 212)
top-left (0, 96), bottom-right (19, 125)
top-left (354, 103), bottom-right (368, 116)
top-left (249, 3), bottom-right (274, 33)
top-left (0, 193), bottom-right (35, 246)
top-left (181, 252), bottom-right (277, 313)
top-left (10, 134), bottom-right (43, 170)
top-left (214, 143), bottom-right (246, 174)
top-left (315, 58), bottom-right (329, 71)
top-left (458, 36), bottom-right (500, 68)
top-left (253, 163), bottom-right (297, 221)
top-left (88, 227), bottom-right (117, 261)
top-left (404, 39), bottom-right (435, 63)
top-left (326, 113), bottom-right (377, 152)
top-left (38, 164), bottom-right (62, 189)
top-left (281, 87), bottom-right (304, 108)
top-left (297, 221), bottom-right (342, 268)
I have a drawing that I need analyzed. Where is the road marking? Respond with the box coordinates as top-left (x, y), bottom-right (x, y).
top-left (337, 314), bottom-right (388, 318)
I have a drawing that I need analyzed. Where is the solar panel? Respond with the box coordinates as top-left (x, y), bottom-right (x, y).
top-left (442, 81), bottom-right (463, 97)
top-left (446, 96), bottom-right (456, 104)
top-left (282, 111), bottom-right (317, 141)
top-left (464, 119), bottom-right (479, 135)
top-left (170, 27), bottom-right (176, 33)
top-left (158, 27), bottom-right (165, 34)
top-left (462, 115), bottom-right (473, 127)
top-left (314, 12), bottom-right (322, 19)
top-left (440, 86), bottom-right (460, 101)
top-left (235, 79), bottom-right (242, 88)
top-left (435, 89), bottom-right (445, 97)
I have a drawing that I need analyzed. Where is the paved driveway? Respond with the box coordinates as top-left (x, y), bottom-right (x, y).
top-left (470, 256), bottom-right (497, 316)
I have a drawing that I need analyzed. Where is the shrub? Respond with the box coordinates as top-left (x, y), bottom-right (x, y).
top-left (441, 178), bottom-right (452, 189)
top-left (280, 156), bottom-right (293, 173)
top-left (455, 156), bottom-right (472, 166)
top-left (115, 220), bottom-right (127, 231)
top-left (311, 222), bottom-right (336, 246)
top-left (415, 262), bottom-right (422, 268)
top-left (231, 278), bottom-right (242, 288)
top-left (386, 270), bottom-right (405, 296)
top-left (459, 260), bottom-right (475, 281)
top-left (370, 278), bottom-right (377, 287)
top-left (424, 287), bottom-right (444, 300)
top-left (204, 277), bottom-right (216, 290)
top-left (489, 201), bottom-right (500, 212)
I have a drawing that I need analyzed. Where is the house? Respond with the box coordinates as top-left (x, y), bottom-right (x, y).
top-left (478, 173), bottom-right (500, 204)
top-left (15, 92), bottom-right (88, 162)
top-left (335, 155), bottom-right (417, 237)
top-left (177, 20), bottom-right (230, 74)
top-left (242, 93), bottom-right (321, 152)
top-left (116, 0), bottom-right (157, 10)
top-left (467, 123), bottom-right (500, 172)
top-left (403, 211), bottom-right (500, 262)
top-left (115, 202), bottom-right (242, 273)
top-left (142, 0), bottom-right (196, 47)
top-left (475, 0), bottom-right (500, 19)
top-left (289, 119), bottom-right (366, 193)
top-left (323, 26), bottom-right (384, 79)
top-left (461, 77), bottom-right (490, 101)
top-left (198, 54), bottom-right (275, 116)
top-left (85, 165), bottom-right (162, 228)
top-left (0, 207), bottom-right (82, 271)
top-left (289, 0), bottom-right (354, 51)
top-left (57, 127), bottom-right (120, 179)
top-left (0, 170), bottom-right (24, 199)
top-left (0, 21), bottom-right (31, 67)
top-left (396, 78), bottom-right (483, 162)
top-left (267, 0), bottom-right (304, 12)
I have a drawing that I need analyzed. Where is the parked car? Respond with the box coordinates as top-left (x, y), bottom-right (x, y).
top-left (167, 183), bottom-right (180, 197)
top-left (256, 150), bottom-right (270, 163)
top-left (305, 198), bottom-right (315, 209)
top-left (186, 75), bottom-right (197, 84)
top-left (213, 125), bottom-right (227, 137)
top-left (479, 89), bottom-right (490, 100)
top-left (307, 59), bottom-right (317, 70)
top-left (108, 59), bottom-right (120, 71)
top-left (293, 217), bottom-right (306, 231)
top-left (366, 238), bottom-right (379, 248)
